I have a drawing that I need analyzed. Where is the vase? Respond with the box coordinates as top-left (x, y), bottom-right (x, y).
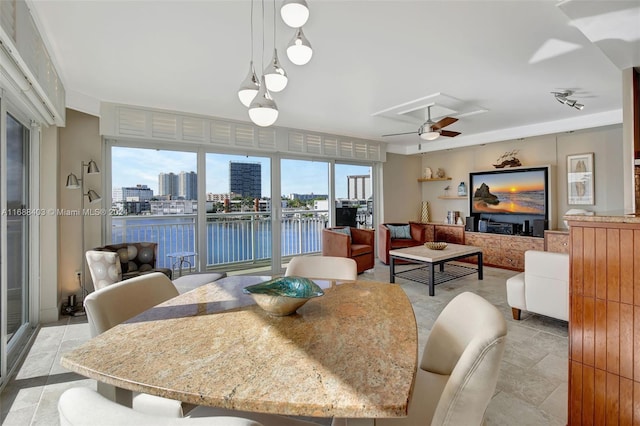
top-left (420, 201), bottom-right (430, 223)
top-left (424, 168), bottom-right (432, 179)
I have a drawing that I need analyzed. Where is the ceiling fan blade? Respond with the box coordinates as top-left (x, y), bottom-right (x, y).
top-left (381, 131), bottom-right (418, 137)
top-left (431, 117), bottom-right (458, 130)
top-left (440, 130), bottom-right (461, 138)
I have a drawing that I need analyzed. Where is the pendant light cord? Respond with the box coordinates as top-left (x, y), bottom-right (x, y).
top-left (273, 0), bottom-right (276, 48)
top-left (261, 0), bottom-right (265, 71)
top-left (250, 0), bottom-right (254, 61)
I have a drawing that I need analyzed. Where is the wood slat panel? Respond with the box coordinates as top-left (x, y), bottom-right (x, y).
top-left (595, 227), bottom-right (608, 300)
top-left (620, 303), bottom-right (634, 379)
top-left (620, 229), bottom-right (634, 304)
top-left (583, 227), bottom-right (596, 297)
top-left (607, 301), bottom-right (620, 375)
top-left (570, 361), bottom-right (583, 425)
top-left (606, 372), bottom-right (620, 425)
top-left (595, 368), bottom-right (607, 425)
top-left (620, 377), bottom-right (633, 426)
top-left (572, 295), bottom-right (584, 362)
top-left (572, 227), bottom-right (584, 296)
top-left (635, 230), bottom-right (640, 306)
top-left (607, 229), bottom-right (620, 302)
top-left (583, 297), bottom-right (595, 366)
top-left (596, 299), bottom-right (608, 370)
top-left (634, 306), bottom-right (640, 382)
top-left (583, 365), bottom-right (595, 426)
top-left (634, 381), bottom-right (640, 425)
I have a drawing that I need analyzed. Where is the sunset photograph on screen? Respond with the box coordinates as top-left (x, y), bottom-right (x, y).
top-left (471, 169), bottom-right (546, 214)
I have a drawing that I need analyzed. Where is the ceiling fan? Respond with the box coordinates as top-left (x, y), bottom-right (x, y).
top-left (382, 105), bottom-right (461, 141)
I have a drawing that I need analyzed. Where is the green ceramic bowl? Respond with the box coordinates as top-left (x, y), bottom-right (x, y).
top-left (243, 276), bottom-right (324, 316)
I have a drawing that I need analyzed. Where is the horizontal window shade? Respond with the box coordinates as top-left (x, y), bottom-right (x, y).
top-left (104, 103), bottom-right (385, 162)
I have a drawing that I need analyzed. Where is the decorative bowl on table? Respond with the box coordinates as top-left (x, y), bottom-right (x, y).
top-left (424, 242), bottom-right (448, 250)
top-left (242, 276), bottom-right (324, 316)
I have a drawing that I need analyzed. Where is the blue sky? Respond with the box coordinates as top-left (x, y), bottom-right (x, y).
top-left (111, 147), bottom-right (370, 198)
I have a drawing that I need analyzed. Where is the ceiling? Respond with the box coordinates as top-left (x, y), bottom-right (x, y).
top-left (28, 0), bottom-right (640, 155)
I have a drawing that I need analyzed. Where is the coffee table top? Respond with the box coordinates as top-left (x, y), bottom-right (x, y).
top-left (389, 243), bottom-right (482, 263)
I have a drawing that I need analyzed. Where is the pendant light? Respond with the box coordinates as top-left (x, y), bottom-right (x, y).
top-left (286, 27), bottom-right (313, 65)
top-left (249, 0), bottom-right (279, 127)
top-left (280, 0), bottom-right (309, 28)
top-left (263, 0), bottom-right (287, 92)
top-left (238, 0), bottom-right (260, 107)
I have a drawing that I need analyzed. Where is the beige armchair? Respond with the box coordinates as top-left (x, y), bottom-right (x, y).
top-left (285, 255), bottom-right (357, 281)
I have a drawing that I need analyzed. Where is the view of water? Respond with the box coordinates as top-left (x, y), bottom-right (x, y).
top-left (112, 216), bottom-right (325, 269)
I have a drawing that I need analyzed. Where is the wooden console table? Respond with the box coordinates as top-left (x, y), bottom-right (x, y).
top-left (464, 232), bottom-right (544, 271)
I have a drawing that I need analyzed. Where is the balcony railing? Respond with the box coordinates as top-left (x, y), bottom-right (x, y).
top-left (111, 210), bottom-right (329, 270)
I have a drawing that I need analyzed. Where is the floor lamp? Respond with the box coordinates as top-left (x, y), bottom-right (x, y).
top-left (65, 160), bottom-right (101, 310)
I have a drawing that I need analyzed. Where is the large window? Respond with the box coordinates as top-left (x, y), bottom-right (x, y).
top-left (110, 147), bottom-right (197, 270)
top-left (205, 153), bottom-right (272, 269)
top-left (107, 143), bottom-right (376, 275)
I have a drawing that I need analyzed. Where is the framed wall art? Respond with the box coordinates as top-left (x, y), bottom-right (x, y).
top-left (567, 152), bottom-right (594, 205)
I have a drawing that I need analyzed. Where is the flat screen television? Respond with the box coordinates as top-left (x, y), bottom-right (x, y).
top-left (335, 207), bottom-right (358, 227)
top-left (469, 166), bottom-right (549, 220)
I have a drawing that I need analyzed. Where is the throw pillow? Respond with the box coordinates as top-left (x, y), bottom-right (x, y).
top-left (387, 224), bottom-right (411, 239)
top-left (332, 227), bottom-right (352, 241)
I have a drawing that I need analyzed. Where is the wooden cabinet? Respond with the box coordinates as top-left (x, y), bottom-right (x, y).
top-left (464, 232), bottom-right (544, 271)
top-left (545, 230), bottom-right (569, 253)
top-left (434, 224), bottom-right (464, 244)
top-left (567, 218), bottom-right (640, 425)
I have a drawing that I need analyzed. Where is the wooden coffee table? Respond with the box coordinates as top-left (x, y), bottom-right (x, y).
top-left (389, 243), bottom-right (483, 296)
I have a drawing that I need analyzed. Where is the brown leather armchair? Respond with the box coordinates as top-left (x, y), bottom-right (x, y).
top-left (322, 227), bottom-right (375, 274)
top-left (378, 223), bottom-right (427, 264)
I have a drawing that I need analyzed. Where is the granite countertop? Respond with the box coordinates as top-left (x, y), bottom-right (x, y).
top-left (564, 211), bottom-right (640, 224)
top-left (61, 277), bottom-right (418, 419)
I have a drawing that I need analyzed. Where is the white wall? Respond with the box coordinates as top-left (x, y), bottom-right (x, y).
top-left (381, 153), bottom-right (422, 223)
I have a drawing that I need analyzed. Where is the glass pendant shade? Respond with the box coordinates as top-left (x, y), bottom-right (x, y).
top-left (263, 49), bottom-right (288, 92)
top-left (249, 76), bottom-right (279, 127)
top-left (280, 0), bottom-right (309, 28)
top-left (65, 173), bottom-right (80, 189)
top-left (238, 61), bottom-right (261, 107)
top-left (286, 28), bottom-right (313, 65)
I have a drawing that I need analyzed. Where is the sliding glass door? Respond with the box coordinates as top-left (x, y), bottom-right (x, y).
top-left (280, 159), bottom-right (329, 260)
top-left (334, 163), bottom-right (373, 228)
top-left (1, 112), bottom-right (31, 376)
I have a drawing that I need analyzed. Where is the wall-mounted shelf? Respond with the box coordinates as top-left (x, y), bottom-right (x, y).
top-left (418, 177), bottom-right (451, 182)
top-left (438, 196), bottom-right (467, 199)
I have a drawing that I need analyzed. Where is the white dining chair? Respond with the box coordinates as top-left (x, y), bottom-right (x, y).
top-left (58, 387), bottom-right (265, 426)
top-left (285, 255), bottom-right (357, 281)
top-left (344, 291), bottom-right (507, 426)
top-left (83, 272), bottom-right (184, 417)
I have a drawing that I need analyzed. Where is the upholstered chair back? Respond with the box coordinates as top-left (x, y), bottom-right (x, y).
top-left (84, 272), bottom-right (179, 338)
top-left (100, 242), bottom-right (159, 277)
top-left (371, 291), bottom-right (507, 426)
top-left (285, 255), bottom-right (357, 281)
top-left (85, 250), bottom-right (122, 290)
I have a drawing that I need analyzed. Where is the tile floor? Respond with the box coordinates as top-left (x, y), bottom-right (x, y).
top-left (0, 261), bottom-right (568, 425)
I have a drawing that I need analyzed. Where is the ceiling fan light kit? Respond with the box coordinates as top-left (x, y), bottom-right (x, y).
top-left (383, 105), bottom-right (460, 142)
top-left (239, 0), bottom-right (313, 126)
top-left (552, 91), bottom-right (584, 110)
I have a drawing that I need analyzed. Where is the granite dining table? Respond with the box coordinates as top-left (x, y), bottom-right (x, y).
top-left (60, 275), bottom-right (418, 424)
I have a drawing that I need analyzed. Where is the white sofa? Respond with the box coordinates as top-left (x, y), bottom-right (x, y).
top-left (506, 250), bottom-right (569, 321)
